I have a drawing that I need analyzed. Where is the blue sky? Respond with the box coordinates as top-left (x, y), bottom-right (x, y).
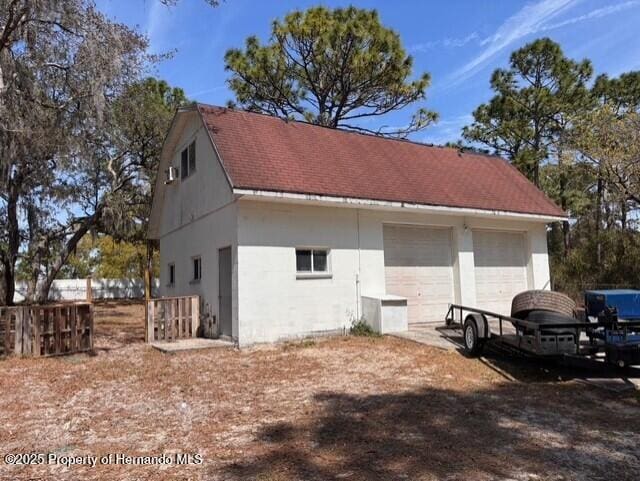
top-left (96, 0), bottom-right (640, 145)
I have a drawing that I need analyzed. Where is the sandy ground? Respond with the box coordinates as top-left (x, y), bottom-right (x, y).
top-left (1, 300), bottom-right (639, 481)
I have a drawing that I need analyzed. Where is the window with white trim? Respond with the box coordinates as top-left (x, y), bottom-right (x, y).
top-left (180, 140), bottom-right (196, 179)
top-left (168, 263), bottom-right (175, 287)
top-left (296, 249), bottom-right (329, 274)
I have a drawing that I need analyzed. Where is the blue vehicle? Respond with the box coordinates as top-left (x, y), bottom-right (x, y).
top-left (584, 290), bottom-right (640, 367)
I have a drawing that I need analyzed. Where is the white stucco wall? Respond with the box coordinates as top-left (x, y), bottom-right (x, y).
top-left (157, 113), bottom-right (239, 339)
top-left (154, 111), bottom-right (553, 346)
top-left (236, 199), bottom-right (552, 346)
top-left (158, 112), bottom-right (234, 237)
top-left (159, 203), bottom-right (238, 337)
top-left (236, 202), bottom-right (361, 345)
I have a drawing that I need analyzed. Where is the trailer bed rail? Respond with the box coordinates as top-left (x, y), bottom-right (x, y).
top-left (445, 303), bottom-right (640, 365)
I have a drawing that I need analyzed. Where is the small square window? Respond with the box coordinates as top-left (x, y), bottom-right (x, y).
top-left (296, 249), bottom-right (329, 275)
top-left (192, 256), bottom-right (201, 282)
top-left (168, 263), bottom-right (175, 286)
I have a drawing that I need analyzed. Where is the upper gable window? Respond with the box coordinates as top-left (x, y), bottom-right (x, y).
top-left (180, 140), bottom-right (196, 179)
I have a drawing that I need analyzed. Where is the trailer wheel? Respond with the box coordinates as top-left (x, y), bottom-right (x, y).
top-left (463, 317), bottom-right (484, 357)
top-left (511, 290), bottom-right (576, 319)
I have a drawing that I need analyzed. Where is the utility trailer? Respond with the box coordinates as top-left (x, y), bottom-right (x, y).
top-left (444, 302), bottom-right (640, 368)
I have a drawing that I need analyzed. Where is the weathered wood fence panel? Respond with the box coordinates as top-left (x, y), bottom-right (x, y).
top-left (146, 296), bottom-right (200, 343)
top-left (0, 303), bottom-right (93, 357)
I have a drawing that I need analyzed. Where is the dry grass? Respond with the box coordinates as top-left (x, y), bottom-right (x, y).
top-left (0, 300), bottom-right (639, 481)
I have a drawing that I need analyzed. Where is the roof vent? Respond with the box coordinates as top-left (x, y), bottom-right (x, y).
top-left (165, 166), bottom-right (178, 184)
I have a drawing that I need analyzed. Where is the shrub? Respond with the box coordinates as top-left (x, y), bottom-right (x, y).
top-left (350, 317), bottom-right (380, 337)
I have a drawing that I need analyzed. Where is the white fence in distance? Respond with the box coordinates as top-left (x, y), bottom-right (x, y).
top-left (13, 278), bottom-right (160, 303)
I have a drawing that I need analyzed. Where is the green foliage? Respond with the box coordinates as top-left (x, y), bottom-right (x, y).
top-left (539, 161), bottom-right (594, 218)
top-left (0, 0), bottom-right (151, 303)
top-left (110, 77), bottom-right (188, 243)
top-left (464, 37), bottom-right (640, 298)
top-left (57, 235), bottom-right (160, 279)
top-left (462, 38), bottom-right (593, 186)
top-left (225, 6), bottom-right (437, 137)
top-left (57, 236), bottom-right (98, 279)
top-left (350, 318), bottom-right (380, 337)
top-left (443, 140), bottom-right (491, 155)
top-left (593, 71), bottom-right (640, 113)
top-left (94, 236), bottom-right (160, 279)
top-left (552, 224), bottom-right (640, 300)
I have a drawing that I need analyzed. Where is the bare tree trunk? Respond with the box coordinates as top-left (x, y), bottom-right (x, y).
top-left (0, 265), bottom-right (6, 304)
top-left (595, 173), bottom-right (603, 265)
top-left (557, 142), bottom-right (570, 255)
top-left (25, 203), bottom-right (42, 302)
top-left (34, 215), bottom-right (97, 304)
top-left (620, 199), bottom-right (627, 230)
top-left (3, 181), bottom-right (20, 305)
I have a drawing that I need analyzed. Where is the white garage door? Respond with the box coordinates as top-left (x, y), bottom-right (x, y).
top-left (473, 230), bottom-right (528, 316)
top-left (383, 224), bottom-right (455, 324)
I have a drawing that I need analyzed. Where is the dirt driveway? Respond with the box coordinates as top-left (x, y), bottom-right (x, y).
top-left (1, 301), bottom-right (639, 481)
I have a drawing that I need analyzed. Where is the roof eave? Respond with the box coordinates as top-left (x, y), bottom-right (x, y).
top-left (232, 188), bottom-right (567, 223)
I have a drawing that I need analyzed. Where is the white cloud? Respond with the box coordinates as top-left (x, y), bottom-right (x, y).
top-left (186, 85), bottom-right (227, 98)
top-left (411, 32), bottom-right (480, 53)
top-left (448, 0), bottom-right (577, 85)
top-left (145, 0), bottom-right (170, 53)
top-left (540, 0), bottom-right (640, 31)
top-left (444, 0), bottom-right (640, 87)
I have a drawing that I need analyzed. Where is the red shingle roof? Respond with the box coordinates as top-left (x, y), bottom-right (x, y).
top-left (198, 104), bottom-right (565, 218)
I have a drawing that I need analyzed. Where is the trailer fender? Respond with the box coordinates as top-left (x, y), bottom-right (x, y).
top-left (465, 313), bottom-right (490, 340)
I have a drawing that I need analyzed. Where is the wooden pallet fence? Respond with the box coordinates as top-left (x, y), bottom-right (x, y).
top-left (0, 303), bottom-right (93, 357)
top-left (146, 296), bottom-right (200, 343)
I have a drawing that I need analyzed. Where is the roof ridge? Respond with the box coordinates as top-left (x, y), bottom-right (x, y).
top-left (195, 102), bottom-right (504, 161)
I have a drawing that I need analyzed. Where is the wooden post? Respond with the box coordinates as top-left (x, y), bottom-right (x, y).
top-left (14, 308), bottom-right (23, 355)
top-left (42, 308), bottom-right (48, 354)
top-left (2, 309), bottom-right (10, 355)
top-left (168, 299), bottom-right (175, 341)
top-left (32, 307), bottom-right (40, 357)
top-left (54, 306), bottom-right (62, 355)
top-left (88, 303), bottom-right (94, 351)
top-left (70, 304), bottom-right (78, 352)
top-left (86, 276), bottom-right (93, 304)
top-left (177, 297), bottom-right (183, 339)
top-left (146, 300), bottom-right (155, 343)
top-left (144, 241), bottom-right (153, 342)
top-left (21, 307), bottom-right (31, 356)
top-left (191, 296), bottom-right (199, 338)
top-left (85, 278), bottom-right (94, 353)
top-left (163, 302), bottom-right (168, 341)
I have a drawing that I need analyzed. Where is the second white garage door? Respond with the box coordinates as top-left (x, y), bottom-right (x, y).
top-left (473, 230), bottom-right (528, 316)
top-left (383, 224), bottom-right (455, 324)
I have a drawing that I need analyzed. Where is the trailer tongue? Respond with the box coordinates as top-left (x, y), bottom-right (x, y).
top-left (445, 289), bottom-right (640, 368)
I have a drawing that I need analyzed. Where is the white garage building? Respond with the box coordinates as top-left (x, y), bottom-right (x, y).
top-left (149, 104), bottom-right (565, 346)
